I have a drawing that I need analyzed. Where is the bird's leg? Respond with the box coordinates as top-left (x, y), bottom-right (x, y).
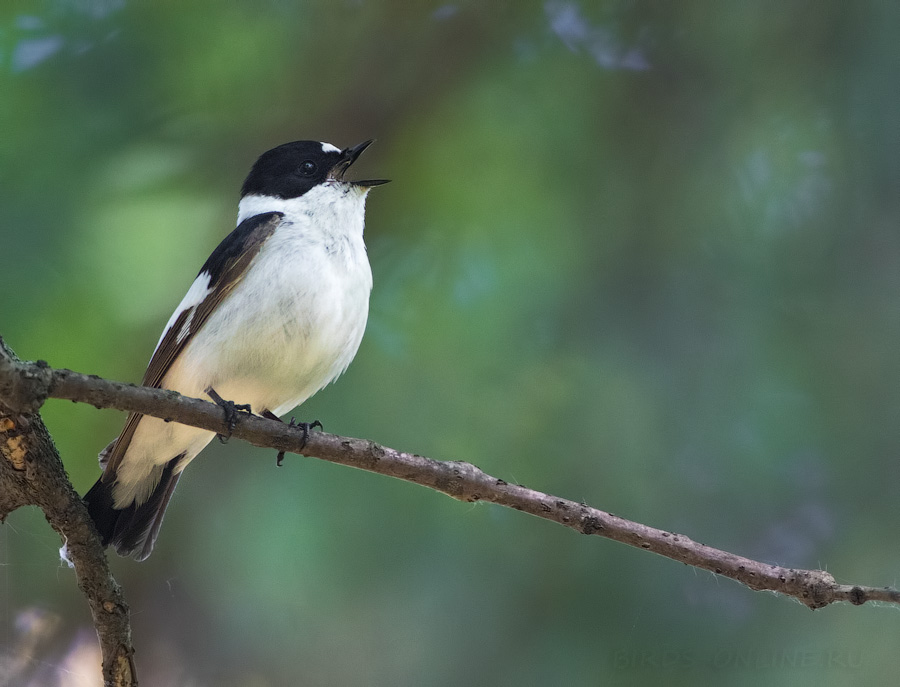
top-left (260, 410), bottom-right (322, 466)
top-left (206, 387), bottom-right (253, 443)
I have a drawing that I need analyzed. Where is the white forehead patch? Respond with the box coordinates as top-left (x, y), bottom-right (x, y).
top-left (321, 142), bottom-right (341, 154)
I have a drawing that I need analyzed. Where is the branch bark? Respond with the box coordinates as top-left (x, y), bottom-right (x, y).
top-left (0, 339), bottom-right (136, 687)
top-left (1, 340), bottom-right (898, 647)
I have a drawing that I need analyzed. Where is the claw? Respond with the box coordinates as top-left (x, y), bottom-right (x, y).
top-left (276, 418), bottom-right (323, 466)
top-left (206, 387), bottom-right (252, 443)
top-left (276, 417), bottom-right (296, 466)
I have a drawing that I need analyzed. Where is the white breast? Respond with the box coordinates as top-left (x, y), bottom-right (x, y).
top-left (165, 183), bottom-right (373, 416)
top-left (112, 182), bottom-right (374, 506)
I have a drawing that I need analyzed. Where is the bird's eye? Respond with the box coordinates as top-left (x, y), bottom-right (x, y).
top-left (298, 160), bottom-right (317, 176)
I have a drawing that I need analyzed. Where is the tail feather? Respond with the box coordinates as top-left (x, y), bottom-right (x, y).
top-left (83, 456), bottom-right (183, 561)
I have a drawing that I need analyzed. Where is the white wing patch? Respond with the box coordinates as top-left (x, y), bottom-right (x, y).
top-left (154, 271), bottom-right (213, 355)
top-left (321, 142), bottom-right (341, 154)
top-left (176, 310), bottom-right (195, 344)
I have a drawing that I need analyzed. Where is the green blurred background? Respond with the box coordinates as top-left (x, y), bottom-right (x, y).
top-left (2, 1), bottom-right (899, 685)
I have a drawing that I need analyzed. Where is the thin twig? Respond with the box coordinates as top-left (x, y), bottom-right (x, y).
top-left (2, 342), bottom-right (899, 615)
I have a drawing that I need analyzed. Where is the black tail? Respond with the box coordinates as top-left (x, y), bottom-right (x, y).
top-left (83, 457), bottom-right (182, 561)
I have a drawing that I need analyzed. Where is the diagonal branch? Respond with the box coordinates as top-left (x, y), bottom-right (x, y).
top-left (2, 340), bottom-right (899, 613)
top-left (0, 339), bottom-right (136, 687)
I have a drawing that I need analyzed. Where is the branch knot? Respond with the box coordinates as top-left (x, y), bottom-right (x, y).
top-left (0, 341), bottom-right (52, 414)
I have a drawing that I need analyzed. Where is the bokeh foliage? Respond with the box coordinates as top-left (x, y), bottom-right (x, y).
top-left (2, 1), bottom-right (899, 685)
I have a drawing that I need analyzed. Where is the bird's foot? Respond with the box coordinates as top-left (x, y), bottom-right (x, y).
top-left (206, 387), bottom-right (252, 443)
top-left (267, 415), bottom-right (323, 466)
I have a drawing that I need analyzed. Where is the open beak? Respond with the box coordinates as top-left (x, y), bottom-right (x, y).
top-left (330, 139), bottom-right (390, 187)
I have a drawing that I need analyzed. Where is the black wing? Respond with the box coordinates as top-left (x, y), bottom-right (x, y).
top-left (101, 211), bottom-right (284, 480)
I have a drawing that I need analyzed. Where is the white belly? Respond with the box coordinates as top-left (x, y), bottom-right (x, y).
top-left (171, 247), bottom-right (371, 414)
top-left (112, 210), bottom-right (372, 507)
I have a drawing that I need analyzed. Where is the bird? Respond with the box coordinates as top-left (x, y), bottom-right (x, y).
top-left (82, 139), bottom-right (388, 561)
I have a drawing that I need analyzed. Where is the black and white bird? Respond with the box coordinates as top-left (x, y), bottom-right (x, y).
top-left (83, 140), bottom-right (387, 561)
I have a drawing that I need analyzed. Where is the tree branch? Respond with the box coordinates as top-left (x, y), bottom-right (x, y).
top-left (0, 339), bottom-right (136, 687)
top-left (2, 340), bottom-right (899, 623)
